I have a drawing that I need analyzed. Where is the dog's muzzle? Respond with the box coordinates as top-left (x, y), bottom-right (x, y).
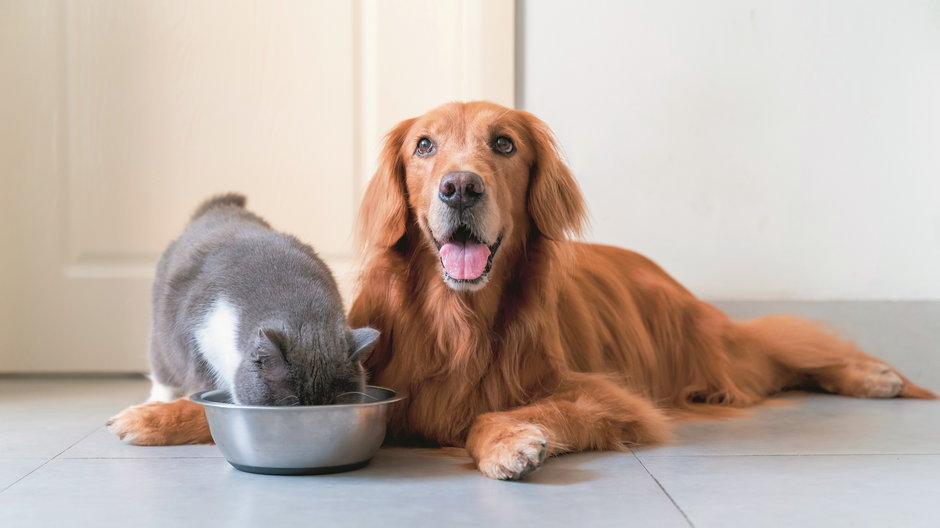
top-left (432, 171), bottom-right (502, 287)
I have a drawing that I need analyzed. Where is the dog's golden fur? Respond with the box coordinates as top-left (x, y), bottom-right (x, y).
top-left (108, 101), bottom-right (934, 480)
top-left (349, 101), bottom-right (935, 479)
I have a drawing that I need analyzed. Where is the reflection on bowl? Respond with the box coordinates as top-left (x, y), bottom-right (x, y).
top-left (191, 386), bottom-right (404, 475)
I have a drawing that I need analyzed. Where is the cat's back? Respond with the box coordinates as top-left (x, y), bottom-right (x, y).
top-left (205, 218), bottom-right (341, 321)
top-left (155, 193), bottom-right (340, 321)
top-left (155, 194), bottom-right (272, 288)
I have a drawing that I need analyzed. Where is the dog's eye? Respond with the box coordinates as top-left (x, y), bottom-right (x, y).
top-left (493, 136), bottom-right (514, 155)
top-left (416, 137), bottom-right (436, 157)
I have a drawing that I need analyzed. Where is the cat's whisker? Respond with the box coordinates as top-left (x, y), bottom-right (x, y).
top-left (275, 395), bottom-right (300, 406)
top-left (336, 391), bottom-right (380, 403)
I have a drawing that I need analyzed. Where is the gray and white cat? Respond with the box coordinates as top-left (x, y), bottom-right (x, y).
top-left (147, 193), bottom-right (377, 406)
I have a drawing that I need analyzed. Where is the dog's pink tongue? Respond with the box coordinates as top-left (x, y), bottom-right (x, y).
top-left (440, 242), bottom-right (490, 280)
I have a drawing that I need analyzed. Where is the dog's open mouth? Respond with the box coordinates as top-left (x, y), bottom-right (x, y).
top-left (434, 224), bottom-right (502, 283)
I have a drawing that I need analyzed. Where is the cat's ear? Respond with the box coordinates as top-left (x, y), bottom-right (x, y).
top-left (348, 327), bottom-right (380, 364)
top-left (252, 328), bottom-right (289, 378)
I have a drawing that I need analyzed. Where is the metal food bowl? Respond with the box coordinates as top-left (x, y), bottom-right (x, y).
top-left (190, 386), bottom-right (404, 475)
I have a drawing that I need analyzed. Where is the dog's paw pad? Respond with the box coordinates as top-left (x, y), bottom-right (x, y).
top-left (475, 424), bottom-right (548, 481)
top-left (107, 402), bottom-right (165, 445)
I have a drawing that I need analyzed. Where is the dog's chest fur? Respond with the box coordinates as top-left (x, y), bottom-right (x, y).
top-left (366, 292), bottom-right (564, 445)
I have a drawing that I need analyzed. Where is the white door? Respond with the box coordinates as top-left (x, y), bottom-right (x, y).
top-left (0, 0), bottom-right (514, 373)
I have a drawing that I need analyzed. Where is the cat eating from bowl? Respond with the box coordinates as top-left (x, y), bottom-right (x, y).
top-left (109, 193), bottom-right (379, 444)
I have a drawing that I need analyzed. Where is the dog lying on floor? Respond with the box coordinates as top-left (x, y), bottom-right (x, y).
top-left (109, 101), bottom-right (936, 479)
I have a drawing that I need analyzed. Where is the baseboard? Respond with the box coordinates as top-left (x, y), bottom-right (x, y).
top-left (709, 300), bottom-right (940, 392)
top-left (0, 372), bottom-right (147, 379)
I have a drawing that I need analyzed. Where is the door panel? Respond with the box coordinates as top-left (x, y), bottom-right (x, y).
top-left (1, 0), bottom-right (513, 372)
top-left (65, 1), bottom-right (356, 264)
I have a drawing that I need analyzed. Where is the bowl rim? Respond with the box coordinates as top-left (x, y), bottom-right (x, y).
top-left (190, 385), bottom-right (406, 410)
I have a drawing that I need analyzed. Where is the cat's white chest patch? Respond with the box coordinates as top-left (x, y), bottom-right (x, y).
top-left (194, 297), bottom-right (241, 390)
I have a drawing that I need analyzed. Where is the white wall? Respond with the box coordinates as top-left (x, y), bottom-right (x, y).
top-left (522, 0), bottom-right (940, 301)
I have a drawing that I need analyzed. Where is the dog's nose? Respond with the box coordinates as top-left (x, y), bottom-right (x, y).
top-left (439, 172), bottom-right (485, 209)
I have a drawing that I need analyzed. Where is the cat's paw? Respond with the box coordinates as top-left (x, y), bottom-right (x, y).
top-left (471, 422), bottom-right (548, 481)
top-left (107, 399), bottom-right (212, 446)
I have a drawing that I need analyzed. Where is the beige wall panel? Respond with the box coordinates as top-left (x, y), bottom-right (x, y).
top-left (65, 1), bottom-right (356, 264)
top-left (359, 0), bottom-right (514, 171)
top-left (0, 0), bottom-right (60, 369)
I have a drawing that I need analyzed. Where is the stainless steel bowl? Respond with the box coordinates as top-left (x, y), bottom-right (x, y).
top-left (190, 386), bottom-right (404, 475)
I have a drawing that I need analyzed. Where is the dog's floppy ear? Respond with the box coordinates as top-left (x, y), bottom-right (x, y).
top-left (358, 118), bottom-right (417, 248)
top-left (523, 112), bottom-right (587, 240)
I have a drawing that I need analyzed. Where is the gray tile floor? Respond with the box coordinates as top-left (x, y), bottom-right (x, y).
top-left (1, 377), bottom-right (938, 528)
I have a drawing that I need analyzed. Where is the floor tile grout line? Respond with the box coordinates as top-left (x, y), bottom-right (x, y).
top-left (58, 456), bottom-right (225, 460)
top-left (634, 452), bottom-right (940, 458)
top-left (0, 458), bottom-right (51, 496)
top-left (632, 451), bottom-right (696, 528)
top-left (0, 425), bottom-right (103, 495)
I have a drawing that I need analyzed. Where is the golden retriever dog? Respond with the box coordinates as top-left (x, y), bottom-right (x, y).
top-left (109, 101), bottom-right (935, 480)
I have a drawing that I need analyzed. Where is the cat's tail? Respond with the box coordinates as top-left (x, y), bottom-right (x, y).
top-left (191, 193), bottom-right (247, 220)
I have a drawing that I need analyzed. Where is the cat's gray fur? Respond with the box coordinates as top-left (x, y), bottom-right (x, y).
top-left (150, 193), bottom-right (378, 406)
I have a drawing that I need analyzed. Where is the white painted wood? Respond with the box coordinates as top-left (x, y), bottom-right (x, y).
top-left (0, 1), bottom-right (514, 372)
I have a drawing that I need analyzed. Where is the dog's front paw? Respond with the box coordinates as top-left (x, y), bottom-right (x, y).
top-left (469, 421), bottom-right (548, 480)
top-left (107, 399), bottom-right (212, 446)
top-left (107, 402), bottom-right (169, 445)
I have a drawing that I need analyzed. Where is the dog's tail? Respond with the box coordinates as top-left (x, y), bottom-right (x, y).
top-left (191, 193), bottom-right (247, 220)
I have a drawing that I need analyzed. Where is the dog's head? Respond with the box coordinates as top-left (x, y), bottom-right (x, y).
top-left (359, 101), bottom-right (586, 292)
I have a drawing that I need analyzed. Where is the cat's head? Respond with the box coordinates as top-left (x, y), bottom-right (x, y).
top-left (231, 325), bottom-right (379, 406)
